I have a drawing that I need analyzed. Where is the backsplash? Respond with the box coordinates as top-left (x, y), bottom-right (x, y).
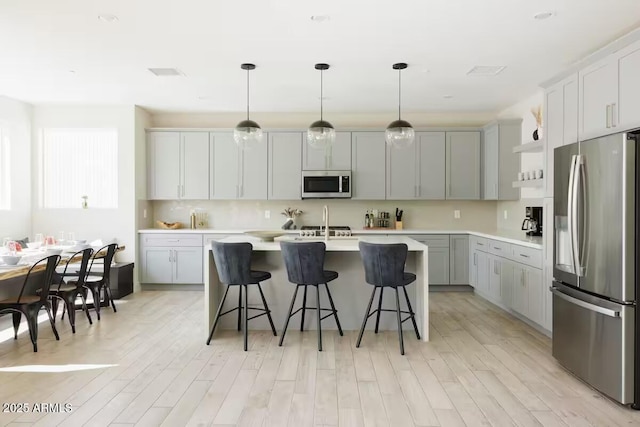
top-left (149, 199), bottom-right (499, 231)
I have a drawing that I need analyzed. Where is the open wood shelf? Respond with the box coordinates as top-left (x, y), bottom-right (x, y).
top-left (513, 140), bottom-right (544, 153)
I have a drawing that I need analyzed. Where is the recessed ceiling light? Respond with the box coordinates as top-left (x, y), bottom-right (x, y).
top-left (466, 65), bottom-right (506, 76)
top-left (310, 15), bottom-right (330, 22)
top-left (148, 68), bottom-right (184, 77)
top-left (443, 95), bottom-right (453, 99)
top-left (98, 14), bottom-right (119, 23)
top-left (68, 70), bottom-right (76, 74)
top-left (534, 11), bottom-right (555, 20)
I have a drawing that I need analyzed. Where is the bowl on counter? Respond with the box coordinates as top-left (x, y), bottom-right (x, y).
top-left (0, 255), bottom-right (22, 265)
top-left (243, 230), bottom-right (286, 242)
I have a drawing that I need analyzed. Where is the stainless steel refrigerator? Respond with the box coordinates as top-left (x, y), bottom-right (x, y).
top-left (552, 129), bottom-right (640, 407)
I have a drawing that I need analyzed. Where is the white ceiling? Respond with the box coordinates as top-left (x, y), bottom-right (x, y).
top-left (0, 0), bottom-right (639, 115)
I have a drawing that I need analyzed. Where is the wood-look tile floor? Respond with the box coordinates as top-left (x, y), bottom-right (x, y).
top-left (0, 291), bottom-right (639, 427)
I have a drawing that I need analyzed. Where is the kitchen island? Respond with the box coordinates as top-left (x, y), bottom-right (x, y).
top-left (204, 235), bottom-right (430, 341)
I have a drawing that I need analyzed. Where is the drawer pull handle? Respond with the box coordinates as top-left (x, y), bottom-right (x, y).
top-left (519, 254), bottom-right (529, 258)
top-left (167, 239), bottom-right (180, 242)
top-left (493, 246), bottom-right (501, 250)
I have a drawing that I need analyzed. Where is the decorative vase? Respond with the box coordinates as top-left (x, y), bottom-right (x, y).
top-left (532, 129), bottom-right (539, 141)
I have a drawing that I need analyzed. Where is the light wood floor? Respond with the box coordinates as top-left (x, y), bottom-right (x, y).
top-left (0, 291), bottom-right (639, 427)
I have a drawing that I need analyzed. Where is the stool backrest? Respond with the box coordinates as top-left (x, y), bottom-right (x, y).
top-left (358, 242), bottom-right (408, 287)
top-left (280, 241), bottom-right (327, 285)
top-left (211, 241), bottom-right (253, 285)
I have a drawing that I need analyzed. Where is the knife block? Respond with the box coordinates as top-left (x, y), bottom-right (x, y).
top-left (395, 221), bottom-right (403, 230)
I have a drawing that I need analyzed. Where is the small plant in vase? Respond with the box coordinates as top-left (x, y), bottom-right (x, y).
top-left (281, 207), bottom-right (303, 230)
top-left (531, 105), bottom-right (543, 141)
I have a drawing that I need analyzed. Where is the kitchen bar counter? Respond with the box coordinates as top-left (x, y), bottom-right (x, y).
top-left (204, 235), bottom-right (430, 341)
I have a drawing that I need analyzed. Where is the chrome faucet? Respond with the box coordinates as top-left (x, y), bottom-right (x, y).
top-left (322, 205), bottom-right (329, 242)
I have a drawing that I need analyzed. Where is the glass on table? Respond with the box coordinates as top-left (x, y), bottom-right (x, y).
top-left (35, 233), bottom-right (44, 244)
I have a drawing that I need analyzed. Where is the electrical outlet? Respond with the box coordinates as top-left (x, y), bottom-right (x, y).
top-left (264, 210), bottom-right (270, 219)
top-left (503, 210), bottom-right (508, 220)
top-left (454, 210), bottom-right (460, 219)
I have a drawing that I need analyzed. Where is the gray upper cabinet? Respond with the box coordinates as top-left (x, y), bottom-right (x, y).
top-left (210, 132), bottom-right (240, 199)
top-left (482, 121), bottom-right (521, 200)
top-left (302, 131), bottom-right (351, 170)
top-left (240, 137), bottom-right (267, 199)
top-left (616, 39), bottom-right (640, 132)
top-left (579, 56), bottom-right (618, 139)
top-left (418, 132), bottom-right (446, 199)
top-left (351, 132), bottom-right (386, 200)
top-left (445, 131), bottom-right (481, 200)
top-left (449, 235), bottom-right (469, 284)
top-left (386, 136), bottom-right (417, 199)
top-left (268, 132), bottom-right (302, 200)
top-left (147, 131), bottom-right (208, 200)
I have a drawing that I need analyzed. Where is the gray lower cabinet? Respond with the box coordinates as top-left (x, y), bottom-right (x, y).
top-left (446, 131), bottom-right (481, 199)
top-left (268, 132), bottom-right (302, 200)
top-left (352, 132), bottom-right (386, 200)
top-left (449, 235), bottom-right (469, 284)
top-left (409, 235), bottom-right (449, 285)
top-left (140, 234), bottom-right (203, 284)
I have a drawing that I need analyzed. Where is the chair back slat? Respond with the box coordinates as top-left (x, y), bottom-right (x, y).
top-left (87, 243), bottom-right (118, 280)
top-left (56, 248), bottom-right (94, 291)
top-left (211, 241), bottom-right (253, 285)
top-left (280, 241), bottom-right (327, 285)
top-left (358, 242), bottom-right (408, 287)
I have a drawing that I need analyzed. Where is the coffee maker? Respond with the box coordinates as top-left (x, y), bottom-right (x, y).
top-left (521, 206), bottom-right (543, 236)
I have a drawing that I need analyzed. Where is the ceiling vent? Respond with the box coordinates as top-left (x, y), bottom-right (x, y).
top-left (148, 68), bottom-right (184, 77)
top-left (466, 65), bottom-right (506, 76)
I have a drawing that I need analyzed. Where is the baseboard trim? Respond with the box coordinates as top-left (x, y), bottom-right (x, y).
top-left (141, 284), bottom-right (204, 291)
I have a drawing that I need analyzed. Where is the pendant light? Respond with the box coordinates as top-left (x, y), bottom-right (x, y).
top-left (233, 63), bottom-right (263, 150)
top-left (307, 63), bottom-right (335, 149)
top-left (385, 62), bottom-right (415, 149)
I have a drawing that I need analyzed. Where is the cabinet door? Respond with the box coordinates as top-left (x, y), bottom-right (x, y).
top-left (563, 76), bottom-right (579, 145)
top-left (302, 131), bottom-right (351, 170)
top-left (476, 250), bottom-right (490, 294)
top-left (511, 263), bottom-right (528, 317)
top-left (469, 249), bottom-right (478, 288)
top-left (446, 132), bottom-right (480, 200)
top-left (142, 247), bottom-right (173, 283)
top-left (240, 138), bottom-right (267, 200)
top-left (181, 132), bottom-right (210, 199)
top-left (386, 139), bottom-right (417, 200)
top-left (351, 132), bottom-right (386, 200)
top-left (148, 132), bottom-right (180, 199)
top-left (428, 247), bottom-right (450, 285)
top-left (580, 58), bottom-right (618, 138)
top-left (173, 247), bottom-right (204, 284)
top-left (500, 260), bottom-right (514, 308)
top-left (210, 132), bottom-right (239, 199)
top-left (488, 255), bottom-right (502, 301)
top-left (617, 40), bottom-right (640, 130)
top-left (543, 264), bottom-right (553, 331)
top-left (544, 83), bottom-right (564, 198)
top-left (526, 266), bottom-right (544, 325)
top-left (497, 123), bottom-right (521, 200)
top-left (449, 235), bottom-right (469, 284)
top-left (268, 132), bottom-right (302, 200)
top-left (483, 125), bottom-right (499, 200)
top-left (417, 132), bottom-right (446, 199)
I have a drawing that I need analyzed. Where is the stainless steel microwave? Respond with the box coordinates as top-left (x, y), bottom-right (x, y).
top-left (301, 170), bottom-right (351, 199)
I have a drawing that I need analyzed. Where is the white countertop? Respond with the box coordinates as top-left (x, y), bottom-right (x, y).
top-left (213, 235), bottom-right (428, 251)
top-left (139, 228), bottom-right (543, 249)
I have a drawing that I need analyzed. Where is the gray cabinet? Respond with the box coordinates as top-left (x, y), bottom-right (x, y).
top-left (302, 131), bottom-right (351, 170)
top-left (617, 39), bottom-right (640, 131)
top-left (476, 250), bottom-right (490, 295)
top-left (351, 132), bottom-right (386, 200)
top-left (386, 136), bottom-right (417, 199)
top-left (140, 234), bottom-right (204, 284)
top-left (449, 235), bottom-right (469, 284)
top-left (482, 121), bottom-right (521, 200)
top-left (240, 136), bottom-right (268, 199)
top-left (445, 132), bottom-right (481, 199)
top-left (579, 56), bottom-right (618, 139)
top-left (148, 131), bottom-right (209, 200)
top-left (268, 132), bottom-right (302, 200)
top-left (410, 235), bottom-right (449, 285)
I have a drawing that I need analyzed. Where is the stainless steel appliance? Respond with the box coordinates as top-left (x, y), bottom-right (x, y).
top-left (299, 225), bottom-right (352, 238)
top-left (552, 130), bottom-right (640, 407)
top-left (301, 170), bottom-right (351, 199)
top-left (521, 206), bottom-right (543, 236)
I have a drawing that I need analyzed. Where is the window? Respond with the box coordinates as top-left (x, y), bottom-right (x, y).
top-left (40, 128), bottom-right (118, 208)
top-left (0, 127), bottom-right (9, 210)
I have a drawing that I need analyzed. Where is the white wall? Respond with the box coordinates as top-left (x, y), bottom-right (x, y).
top-left (0, 96), bottom-right (32, 240)
top-left (31, 106), bottom-right (137, 262)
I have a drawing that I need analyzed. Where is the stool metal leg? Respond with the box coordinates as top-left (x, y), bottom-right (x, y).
top-left (315, 284), bottom-right (322, 351)
top-left (237, 285), bottom-right (243, 332)
top-left (243, 284), bottom-right (249, 351)
top-left (257, 283), bottom-right (277, 336)
top-left (324, 283), bottom-right (343, 336)
top-left (356, 287), bottom-right (377, 348)
top-left (300, 285), bottom-right (308, 331)
top-left (279, 285), bottom-right (300, 347)
top-left (374, 287), bottom-right (384, 334)
top-left (207, 285), bottom-right (230, 345)
top-left (394, 287), bottom-right (405, 355)
top-left (402, 286), bottom-right (421, 340)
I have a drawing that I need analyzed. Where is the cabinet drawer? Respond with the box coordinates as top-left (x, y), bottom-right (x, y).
top-left (511, 245), bottom-right (542, 269)
top-left (140, 234), bottom-right (203, 247)
top-left (203, 234), bottom-right (233, 247)
top-left (488, 239), bottom-right (510, 257)
top-left (409, 234), bottom-right (449, 248)
top-left (470, 236), bottom-right (488, 251)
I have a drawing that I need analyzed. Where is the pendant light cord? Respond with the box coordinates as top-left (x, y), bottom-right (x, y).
top-left (246, 68), bottom-right (250, 120)
top-left (398, 67), bottom-right (402, 120)
top-left (320, 69), bottom-right (324, 121)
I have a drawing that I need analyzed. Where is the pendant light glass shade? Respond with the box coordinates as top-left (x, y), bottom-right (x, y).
top-left (234, 63), bottom-right (262, 150)
top-left (385, 63), bottom-right (415, 149)
top-left (307, 63), bottom-right (335, 149)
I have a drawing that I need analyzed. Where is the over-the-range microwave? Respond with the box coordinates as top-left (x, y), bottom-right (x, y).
top-left (301, 170), bottom-right (351, 199)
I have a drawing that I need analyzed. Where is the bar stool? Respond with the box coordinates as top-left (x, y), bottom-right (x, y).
top-left (356, 242), bottom-right (420, 355)
top-left (279, 241), bottom-right (343, 351)
top-left (206, 241), bottom-right (277, 351)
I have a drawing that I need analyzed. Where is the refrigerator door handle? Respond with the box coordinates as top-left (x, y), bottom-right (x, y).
top-left (574, 155), bottom-right (586, 277)
top-left (567, 155), bottom-right (579, 276)
top-left (551, 288), bottom-right (620, 317)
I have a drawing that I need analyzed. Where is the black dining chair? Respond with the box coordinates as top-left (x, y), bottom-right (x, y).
top-left (49, 248), bottom-right (94, 333)
top-left (206, 241), bottom-right (277, 351)
top-left (279, 241), bottom-right (343, 351)
top-left (0, 255), bottom-right (61, 352)
top-left (356, 241), bottom-right (420, 355)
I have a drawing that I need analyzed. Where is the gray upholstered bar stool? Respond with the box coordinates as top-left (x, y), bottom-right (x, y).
top-left (356, 241), bottom-right (420, 355)
top-left (279, 241), bottom-right (343, 351)
top-left (206, 241), bottom-right (277, 351)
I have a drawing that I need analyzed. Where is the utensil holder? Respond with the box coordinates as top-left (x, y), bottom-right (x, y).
top-left (395, 221), bottom-right (403, 230)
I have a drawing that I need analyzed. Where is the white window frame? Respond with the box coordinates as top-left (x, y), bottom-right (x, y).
top-left (39, 128), bottom-right (118, 209)
top-left (0, 126), bottom-right (9, 210)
